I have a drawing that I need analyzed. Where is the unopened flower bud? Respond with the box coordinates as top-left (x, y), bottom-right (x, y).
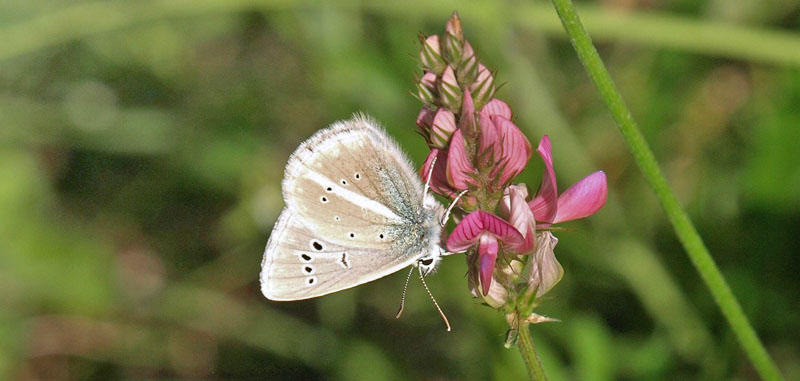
top-left (471, 64), bottom-right (496, 110)
top-left (443, 13), bottom-right (464, 63)
top-left (419, 35), bottom-right (446, 75)
top-left (457, 42), bottom-right (479, 86)
top-left (428, 108), bottom-right (457, 149)
top-left (438, 66), bottom-right (462, 112)
top-left (417, 72), bottom-right (438, 106)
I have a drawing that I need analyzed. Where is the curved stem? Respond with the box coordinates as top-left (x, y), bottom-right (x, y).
top-left (516, 317), bottom-right (547, 381)
top-left (547, 1), bottom-right (783, 380)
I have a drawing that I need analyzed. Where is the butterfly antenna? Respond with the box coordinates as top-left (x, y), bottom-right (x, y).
top-left (395, 266), bottom-right (415, 319)
top-left (418, 265), bottom-right (451, 332)
top-left (423, 155), bottom-right (437, 201)
top-left (441, 189), bottom-right (469, 227)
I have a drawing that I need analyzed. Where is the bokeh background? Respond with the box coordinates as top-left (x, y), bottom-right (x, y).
top-left (2, 0), bottom-right (799, 379)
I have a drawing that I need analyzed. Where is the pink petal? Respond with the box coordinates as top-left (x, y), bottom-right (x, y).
top-left (478, 235), bottom-right (498, 296)
top-left (493, 116), bottom-right (532, 185)
top-left (500, 184), bottom-right (535, 253)
top-left (459, 90), bottom-right (478, 138)
top-left (480, 98), bottom-right (512, 120)
top-left (553, 171), bottom-right (608, 224)
top-left (420, 149), bottom-right (456, 198)
top-left (446, 211), bottom-right (526, 252)
top-left (527, 231), bottom-right (563, 297)
top-left (478, 112), bottom-right (500, 167)
top-left (529, 135), bottom-right (558, 224)
top-left (446, 129), bottom-right (477, 190)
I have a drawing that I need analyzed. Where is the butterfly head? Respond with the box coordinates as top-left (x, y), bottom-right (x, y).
top-left (416, 193), bottom-right (447, 276)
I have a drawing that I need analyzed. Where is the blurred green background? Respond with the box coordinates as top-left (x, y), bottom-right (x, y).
top-left (2, 0), bottom-right (799, 379)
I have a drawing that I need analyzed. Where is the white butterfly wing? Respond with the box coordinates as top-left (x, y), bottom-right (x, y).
top-left (261, 209), bottom-right (419, 300)
top-left (261, 116), bottom-right (433, 300)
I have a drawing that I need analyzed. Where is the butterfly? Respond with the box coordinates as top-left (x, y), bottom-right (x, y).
top-left (260, 115), bottom-right (462, 329)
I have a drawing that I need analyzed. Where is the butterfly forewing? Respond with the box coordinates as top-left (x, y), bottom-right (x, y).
top-left (261, 116), bottom-right (434, 300)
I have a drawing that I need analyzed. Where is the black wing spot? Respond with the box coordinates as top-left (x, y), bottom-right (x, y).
top-left (312, 241), bottom-right (323, 251)
top-left (354, 173), bottom-right (361, 180)
top-left (304, 266), bottom-right (313, 273)
top-left (326, 187), bottom-right (333, 192)
top-left (341, 179), bottom-right (348, 185)
top-left (340, 253), bottom-right (350, 268)
top-left (320, 196), bottom-right (328, 203)
top-left (301, 253), bottom-right (312, 261)
top-left (348, 233), bottom-right (355, 239)
top-left (307, 277), bottom-right (316, 285)
top-left (379, 233), bottom-right (384, 239)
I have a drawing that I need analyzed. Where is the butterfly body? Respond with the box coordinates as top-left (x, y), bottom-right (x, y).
top-left (261, 115), bottom-right (446, 301)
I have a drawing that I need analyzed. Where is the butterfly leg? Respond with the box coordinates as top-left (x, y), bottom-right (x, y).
top-left (440, 189), bottom-right (469, 227)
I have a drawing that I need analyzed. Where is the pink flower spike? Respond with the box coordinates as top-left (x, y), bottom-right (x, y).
top-left (480, 99), bottom-right (512, 120)
top-left (446, 129), bottom-right (477, 190)
top-left (553, 171), bottom-right (608, 224)
top-left (529, 135), bottom-right (558, 224)
top-left (447, 211), bottom-right (526, 253)
top-left (493, 116), bottom-right (532, 185)
top-left (478, 235), bottom-right (499, 295)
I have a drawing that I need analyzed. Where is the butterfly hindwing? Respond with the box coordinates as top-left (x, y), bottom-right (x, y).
top-left (281, 116), bottom-right (424, 248)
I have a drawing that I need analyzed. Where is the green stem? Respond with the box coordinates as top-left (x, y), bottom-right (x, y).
top-left (516, 318), bottom-right (547, 381)
top-left (547, 1), bottom-right (783, 380)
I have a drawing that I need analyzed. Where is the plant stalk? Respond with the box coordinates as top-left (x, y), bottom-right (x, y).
top-left (547, 0), bottom-right (783, 379)
top-left (516, 317), bottom-right (547, 381)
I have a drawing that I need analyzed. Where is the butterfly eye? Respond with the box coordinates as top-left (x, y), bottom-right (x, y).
top-left (420, 258), bottom-right (434, 266)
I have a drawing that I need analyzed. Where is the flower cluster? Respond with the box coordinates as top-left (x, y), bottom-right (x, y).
top-left (415, 13), bottom-right (608, 314)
